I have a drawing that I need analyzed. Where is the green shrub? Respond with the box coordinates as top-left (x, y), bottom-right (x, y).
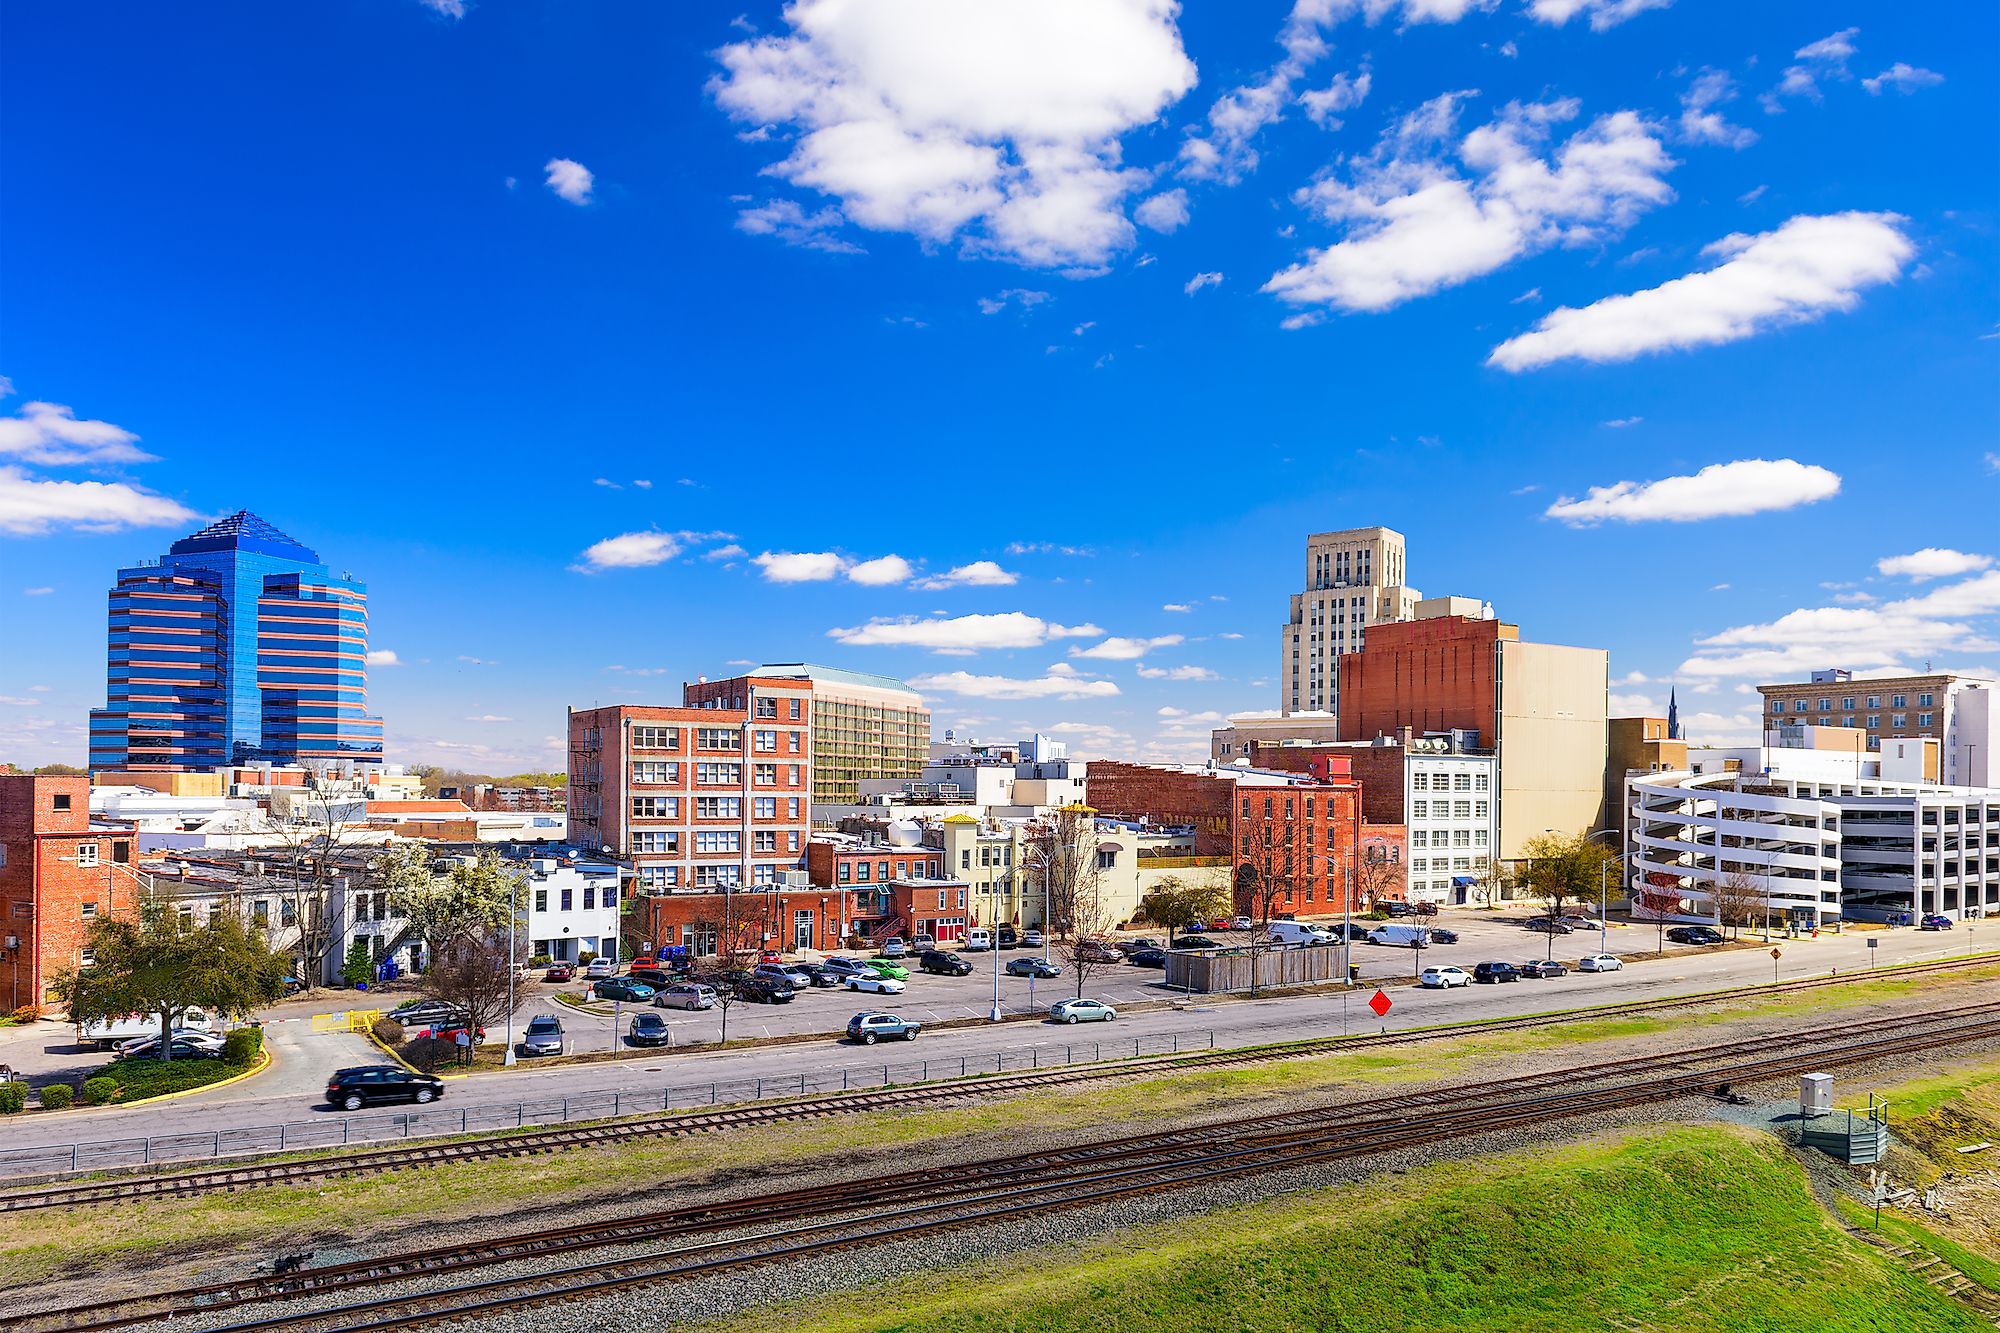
top-left (11, 1004), bottom-right (41, 1024)
top-left (529, 953), bottom-right (551, 968)
top-left (0, 1082), bottom-right (26, 1114)
top-left (223, 1026), bottom-right (264, 1064)
top-left (98, 1056), bottom-right (239, 1100)
top-left (578, 950), bottom-right (598, 966)
top-left (81, 1077), bottom-right (117, 1106)
top-left (371, 1018), bottom-right (405, 1046)
top-left (37, 1083), bottom-right (74, 1110)
top-left (340, 939), bottom-right (375, 988)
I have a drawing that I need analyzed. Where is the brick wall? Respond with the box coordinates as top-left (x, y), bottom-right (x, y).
top-left (1231, 781), bottom-right (1362, 918)
top-left (0, 776), bottom-right (140, 1009)
top-left (1339, 616), bottom-right (1504, 743)
top-left (1086, 763), bottom-right (1235, 856)
top-left (634, 887), bottom-right (858, 957)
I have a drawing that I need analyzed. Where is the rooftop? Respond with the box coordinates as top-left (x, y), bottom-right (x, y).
top-left (747, 663), bottom-right (926, 699)
top-left (169, 510), bottom-right (321, 563)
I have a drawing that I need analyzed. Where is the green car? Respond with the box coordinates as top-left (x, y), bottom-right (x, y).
top-left (862, 958), bottom-right (910, 981)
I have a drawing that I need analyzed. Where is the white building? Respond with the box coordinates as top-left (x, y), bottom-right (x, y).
top-left (1402, 742), bottom-right (1499, 905)
top-left (1279, 526), bottom-right (1421, 718)
top-left (517, 855), bottom-right (625, 964)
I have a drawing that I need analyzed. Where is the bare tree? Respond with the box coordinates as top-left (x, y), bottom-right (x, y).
top-left (693, 890), bottom-right (769, 1046)
top-left (1024, 804), bottom-right (1101, 944)
top-left (1056, 870), bottom-right (1121, 1000)
top-left (423, 931), bottom-right (520, 1034)
top-left (264, 777), bottom-right (365, 989)
top-left (1355, 846), bottom-right (1405, 910)
top-left (1633, 871), bottom-right (1685, 954)
top-left (1234, 797), bottom-right (1303, 997)
top-left (1710, 866), bottom-right (1763, 940)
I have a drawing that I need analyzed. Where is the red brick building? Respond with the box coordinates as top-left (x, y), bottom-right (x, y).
top-left (1085, 762), bottom-right (1236, 856)
top-left (0, 775), bottom-right (143, 1010)
top-left (630, 885), bottom-right (858, 957)
top-left (804, 838), bottom-right (948, 890)
top-left (1231, 763), bottom-right (1365, 917)
top-left (1338, 615), bottom-right (1506, 742)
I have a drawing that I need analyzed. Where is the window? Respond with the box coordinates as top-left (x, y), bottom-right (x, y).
top-left (53, 793), bottom-right (72, 812)
top-left (1097, 850), bottom-right (1117, 870)
top-left (632, 831), bottom-right (679, 854)
top-left (280, 899), bottom-right (297, 927)
top-left (1919, 692), bottom-right (1935, 707)
top-left (1474, 829), bottom-right (1489, 846)
top-left (877, 860), bottom-right (891, 881)
top-left (754, 730), bottom-right (777, 752)
top-left (696, 762), bottom-right (741, 785)
top-left (961, 850), bottom-right (971, 869)
top-left (1919, 712), bottom-right (1935, 728)
top-left (1866, 715), bottom-right (1880, 730)
top-left (1892, 694), bottom-right (1907, 709)
top-left (754, 763), bottom-right (777, 784)
top-left (753, 864), bottom-right (776, 885)
top-left (1892, 713), bottom-right (1908, 728)
top-left (10, 901), bottom-right (28, 918)
top-left (583, 884), bottom-right (596, 910)
top-left (534, 889), bottom-right (548, 912)
top-left (1474, 773), bottom-right (1490, 792)
top-left (1475, 800), bottom-right (1490, 818)
top-left (837, 862), bottom-right (851, 883)
top-left (788, 765), bottom-right (801, 785)
top-left (1771, 703), bottom-right (1784, 715)
top-left (1453, 773), bottom-right (1472, 792)
top-left (0, 846), bottom-right (5, 868)
top-left (560, 887), bottom-right (573, 910)
top-left (75, 842), bottom-right (99, 868)
top-left (1411, 830), bottom-right (1428, 847)
top-left (1842, 697), bottom-right (1855, 711)
top-left (695, 831), bottom-right (740, 854)
top-left (1453, 800), bottom-right (1472, 818)
top-left (80, 901), bottom-right (98, 919)
top-left (788, 731), bottom-right (802, 753)
top-left (631, 796), bottom-right (679, 819)
top-left (79, 947), bottom-right (95, 967)
top-left (252, 900), bottom-right (269, 925)
top-left (113, 841), bottom-right (130, 864)
top-left (696, 727), bottom-right (740, 751)
top-left (631, 761), bottom-right (680, 784)
top-left (754, 830), bottom-right (777, 852)
top-left (789, 831), bottom-right (800, 852)
top-left (1842, 715), bottom-right (1855, 728)
top-left (1411, 800), bottom-right (1428, 819)
top-left (631, 725), bottom-right (680, 748)
top-left (638, 864), bottom-right (676, 890)
top-left (1867, 695), bottom-right (1880, 709)
top-left (695, 796), bottom-right (741, 819)
top-left (755, 697), bottom-right (777, 718)
top-left (1818, 698), bottom-right (1832, 711)
top-left (787, 798), bottom-right (801, 819)
top-left (857, 862), bottom-right (871, 882)
top-left (694, 865), bottom-right (740, 888)
top-left (789, 698), bottom-right (801, 720)
top-left (1793, 700), bottom-right (1808, 713)
top-left (754, 797), bottom-right (776, 819)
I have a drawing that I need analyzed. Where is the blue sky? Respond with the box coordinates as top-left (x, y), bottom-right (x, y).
top-left (3, 1), bottom-right (1996, 773)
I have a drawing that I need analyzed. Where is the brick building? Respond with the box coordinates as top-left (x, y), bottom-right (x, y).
top-left (567, 682), bottom-right (813, 895)
top-left (1085, 762), bottom-right (1237, 856)
top-left (686, 664), bottom-right (929, 808)
top-left (630, 885), bottom-right (860, 957)
top-left (0, 775), bottom-right (144, 1010)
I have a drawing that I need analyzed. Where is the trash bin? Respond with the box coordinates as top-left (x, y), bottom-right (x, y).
top-left (1348, 963), bottom-right (1361, 983)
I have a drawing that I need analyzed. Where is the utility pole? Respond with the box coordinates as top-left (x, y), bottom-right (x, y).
top-left (502, 867), bottom-right (519, 1066)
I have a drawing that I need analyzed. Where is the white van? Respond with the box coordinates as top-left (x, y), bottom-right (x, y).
top-left (79, 1008), bottom-right (215, 1049)
top-left (1267, 921), bottom-right (1335, 947)
top-left (1366, 925), bottom-right (1430, 949)
top-left (962, 927), bottom-right (993, 952)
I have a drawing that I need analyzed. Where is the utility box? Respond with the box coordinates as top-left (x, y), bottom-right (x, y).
top-left (1800, 1072), bottom-right (1834, 1119)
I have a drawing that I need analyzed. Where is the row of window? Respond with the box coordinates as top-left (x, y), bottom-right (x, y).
top-left (636, 862), bottom-right (796, 889)
top-left (530, 883), bottom-right (606, 913)
top-left (631, 762), bottom-right (804, 787)
top-left (753, 696), bottom-right (804, 720)
top-left (631, 795), bottom-right (805, 821)
top-left (1409, 856), bottom-right (1481, 874)
top-left (1410, 800), bottom-right (1489, 820)
top-left (1411, 829), bottom-right (1488, 848)
top-left (837, 857), bottom-right (945, 883)
top-left (1777, 691), bottom-right (1935, 715)
top-left (1411, 771), bottom-right (1489, 792)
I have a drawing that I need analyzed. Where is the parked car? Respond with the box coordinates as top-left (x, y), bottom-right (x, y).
top-left (591, 978), bottom-right (656, 1003)
top-left (80, 1007), bottom-right (218, 1049)
top-left (1075, 939), bottom-right (1125, 964)
top-left (1664, 926), bottom-right (1724, 945)
top-left (754, 963), bottom-right (816, 990)
top-left (733, 975), bottom-right (795, 1005)
top-left (1127, 947), bottom-right (1169, 968)
top-left (1518, 960), bottom-right (1569, 979)
top-left (1326, 923), bottom-right (1373, 942)
top-left (1175, 935), bottom-right (1223, 951)
top-left (797, 964), bottom-right (844, 988)
top-left (1383, 901), bottom-right (1419, 917)
top-left (997, 926), bottom-right (1021, 949)
top-left (861, 958), bottom-right (910, 981)
top-left (1367, 925), bottom-right (1430, 948)
top-left (1427, 927), bottom-right (1460, 945)
top-left (1920, 914), bottom-right (1954, 931)
top-left (627, 967), bottom-right (686, 989)
top-left (1472, 961), bottom-right (1522, 984)
top-left (1051, 998), bottom-right (1118, 1024)
top-left (653, 982), bottom-right (717, 1011)
top-left (584, 958), bottom-right (618, 980)
top-left (919, 950), bottom-right (974, 976)
top-left (542, 963), bottom-right (576, 983)
top-left (846, 972), bottom-right (906, 995)
top-left (386, 999), bottom-right (467, 1028)
top-left (325, 1066), bottom-right (444, 1111)
top-left (1115, 937), bottom-right (1165, 955)
top-left (1420, 965), bottom-right (1471, 989)
top-left (1227, 915), bottom-right (1254, 930)
top-left (1523, 918), bottom-right (1574, 935)
top-left (1006, 957), bottom-right (1062, 979)
top-left (1267, 921), bottom-right (1334, 947)
top-left (876, 937), bottom-right (910, 959)
top-left (117, 1027), bottom-right (223, 1058)
top-left (1577, 954), bottom-right (1624, 972)
top-left (847, 1012), bottom-right (921, 1044)
top-left (911, 933), bottom-right (936, 951)
top-left (118, 1033), bottom-right (228, 1062)
top-left (816, 957), bottom-right (875, 981)
top-left (1022, 929), bottom-right (1046, 948)
top-left (519, 1015), bottom-right (566, 1057)
top-left (963, 927), bottom-right (993, 952)
top-left (1555, 914), bottom-right (1601, 930)
top-left (627, 1013), bottom-right (672, 1047)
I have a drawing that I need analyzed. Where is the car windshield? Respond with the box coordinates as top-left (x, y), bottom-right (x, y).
top-left (526, 1018), bottom-right (560, 1034)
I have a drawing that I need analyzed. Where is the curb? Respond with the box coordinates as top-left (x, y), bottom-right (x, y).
top-left (366, 1030), bottom-right (470, 1082)
top-left (106, 1046), bottom-right (276, 1107)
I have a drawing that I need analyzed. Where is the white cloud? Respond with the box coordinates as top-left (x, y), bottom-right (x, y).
top-left (1183, 270), bottom-right (1223, 295)
top-left (847, 554), bottom-right (915, 585)
top-left (1266, 95), bottom-right (1675, 313)
top-left (0, 399), bottom-right (153, 466)
top-left (1162, 602), bottom-right (1192, 613)
top-left (1218, 631), bottom-right (1244, 640)
top-left (1601, 416), bottom-right (1642, 428)
top-left (1678, 69), bottom-right (1755, 149)
top-left (544, 158), bottom-right (594, 205)
top-left (914, 560), bottom-right (1019, 590)
top-left (592, 477), bottom-right (621, 489)
top-left (977, 288), bottom-right (1052, 315)
top-left (1987, 453), bottom-right (2000, 475)
top-left (1134, 189), bottom-right (1189, 233)
top-left (908, 667), bottom-right (1120, 701)
top-left (632, 479), bottom-right (652, 489)
top-left (0, 466), bottom-right (200, 537)
top-left (419, 0), bottom-right (466, 17)
top-left (1766, 27), bottom-right (1858, 110)
top-left (1545, 458), bottom-right (1841, 525)
top-left (736, 198), bottom-right (863, 253)
top-left (366, 650), bottom-right (402, 667)
top-left (1877, 548), bottom-right (1993, 581)
top-left (1072, 633), bottom-right (1183, 660)
top-left (711, 0), bottom-right (1198, 269)
top-left (1526, 0), bottom-right (1672, 32)
top-left (575, 531), bottom-right (684, 571)
top-left (1489, 212), bottom-right (1912, 370)
top-left (1007, 540), bottom-right (1093, 556)
top-left (23, 586), bottom-right (53, 596)
top-left (1863, 63), bottom-right (1944, 96)
top-left (464, 715), bottom-right (514, 724)
top-left (705, 543), bottom-right (748, 561)
top-left (756, 550), bottom-right (848, 582)
top-left (1680, 570), bottom-right (2000, 679)
top-left (1137, 663), bottom-right (1220, 680)
top-left (830, 611), bottom-right (1101, 653)
top-left (1300, 69), bottom-right (1372, 130)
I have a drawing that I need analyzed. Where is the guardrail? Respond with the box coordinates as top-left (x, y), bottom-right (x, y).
top-left (0, 1028), bottom-right (1217, 1179)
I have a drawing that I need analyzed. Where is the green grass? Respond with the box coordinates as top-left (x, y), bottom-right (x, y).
top-left (702, 1126), bottom-right (1984, 1333)
top-left (95, 1055), bottom-right (252, 1100)
top-left (1835, 1197), bottom-right (2000, 1294)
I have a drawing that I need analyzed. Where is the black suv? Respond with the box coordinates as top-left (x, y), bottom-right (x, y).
top-left (1473, 961), bottom-right (1521, 984)
top-left (919, 950), bottom-right (973, 976)
top-left (325, 1066), bottom-right (444, 1111)
top-left (1665, 926), bottom-right (1725, 945)
top-left (996, 925), bottom-right (1021, 949)
top-left (731, 974), bottom-right (795, 1004)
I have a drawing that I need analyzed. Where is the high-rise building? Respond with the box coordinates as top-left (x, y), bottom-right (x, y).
top-left (1756, 668), bottom-right (1999, 784)
top-left (1279, 527), bottom-right (1420, 719)
top-left (688, 664), bottom-right (929, 807)
top-left (1337, 610), bottom-right (1608, 862)
top-left (88, 512), bottom-right (383, 774)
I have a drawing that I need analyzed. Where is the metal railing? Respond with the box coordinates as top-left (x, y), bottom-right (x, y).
top-left (0, 1028), bottom-right (1217, 1180)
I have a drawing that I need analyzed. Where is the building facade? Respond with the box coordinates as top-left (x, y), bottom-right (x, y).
top-left (1210, 711), bottom-right (1342, 763)
top-left (689, 664), bottom-right (928, 808)
top-left (0, 775), bottom-right (146, 1008)
top-left (90, 512), bottom-right (383, 774)
top-left (566, 688), bottom-right (813, 895)
top-left (1279, 526), bottom-right (1421, 719)
top-left (1757, 669), bottom-right (1999, 784)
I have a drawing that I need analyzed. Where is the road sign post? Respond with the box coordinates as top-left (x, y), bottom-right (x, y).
top-left (1770, 947), bottom-right (1782, 983)
top-left (1368, 989), bottom-right (1392, 1034)
top-left (1867, 937), bottom-right (1878, 969)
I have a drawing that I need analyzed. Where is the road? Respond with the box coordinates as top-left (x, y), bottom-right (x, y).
top-left (0, 915), bottom-right (1982, 1156)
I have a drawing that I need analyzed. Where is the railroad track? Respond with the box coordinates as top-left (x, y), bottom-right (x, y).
top-left (21, 1004), bottom-right (2000, 1333)
top-left (3, 948), bottom-right (1991, 1214)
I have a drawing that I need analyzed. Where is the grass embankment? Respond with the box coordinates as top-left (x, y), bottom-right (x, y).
top-left (702, 1126), bottom-right (1982, 1333)
top-left (6, 969), bottom-right (1998, 1290)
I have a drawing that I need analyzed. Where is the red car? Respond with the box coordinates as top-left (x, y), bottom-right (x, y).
top-left (543, 964), bottom-right (575, 982)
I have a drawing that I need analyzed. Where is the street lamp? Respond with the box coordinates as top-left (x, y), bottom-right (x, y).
top-left (502, 866), bottom-right (521, 1066)
top-left (1582, 828), bottom-right (1621, 958)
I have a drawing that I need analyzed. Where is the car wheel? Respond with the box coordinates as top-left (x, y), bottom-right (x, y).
top-left (415, 1088), bottom-right (435, 1104)
top-left (862, 1032), bottom-right (877, 1046)
top-left (1066, 1014), bottom-right (1079, 1024)
top-left (342, 1093), bottom-right (364, 1111)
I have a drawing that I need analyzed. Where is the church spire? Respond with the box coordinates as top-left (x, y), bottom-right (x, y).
top-left (1667, 687), bottom-right (1681, 741)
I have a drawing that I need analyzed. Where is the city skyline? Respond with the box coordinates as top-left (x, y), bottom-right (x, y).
top-left (5, 3), bottom-right (1997, 773)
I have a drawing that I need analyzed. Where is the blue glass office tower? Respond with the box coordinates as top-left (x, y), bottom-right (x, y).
top-left (89, 512), bottom-right (384, 773)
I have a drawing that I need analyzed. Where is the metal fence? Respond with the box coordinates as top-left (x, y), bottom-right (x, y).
top-left (0, 1027), bottom-right (1217, 1180)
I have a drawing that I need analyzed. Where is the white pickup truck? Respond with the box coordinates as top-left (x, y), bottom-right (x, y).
top-left (78, 1008), bottom-right (215, 1050)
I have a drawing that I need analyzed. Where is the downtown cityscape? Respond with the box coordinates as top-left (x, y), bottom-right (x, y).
top-left (2, 4), bottom-right (1998, 1332)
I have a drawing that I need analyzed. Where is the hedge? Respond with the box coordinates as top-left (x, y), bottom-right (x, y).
top-left (0, 1082), bottom-right (25, 1115)
top-left (223, 1026), bottom-right (264, 1064)
top-left (38, 1083), bottom-right (73, 1110)
top-left (81, 1077), bottom-right (117, 1106)
top-left (97, 1055), bottom-right (240, 1100)
top-left (372, 1018), bottom-right (405, 1046)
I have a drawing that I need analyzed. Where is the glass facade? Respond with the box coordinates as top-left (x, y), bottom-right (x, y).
top-left (90, 511), bottom-right (383, 772)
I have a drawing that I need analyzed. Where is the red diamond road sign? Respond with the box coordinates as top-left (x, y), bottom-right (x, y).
top-left (1368, 990), bottom-right (1393, 1018)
